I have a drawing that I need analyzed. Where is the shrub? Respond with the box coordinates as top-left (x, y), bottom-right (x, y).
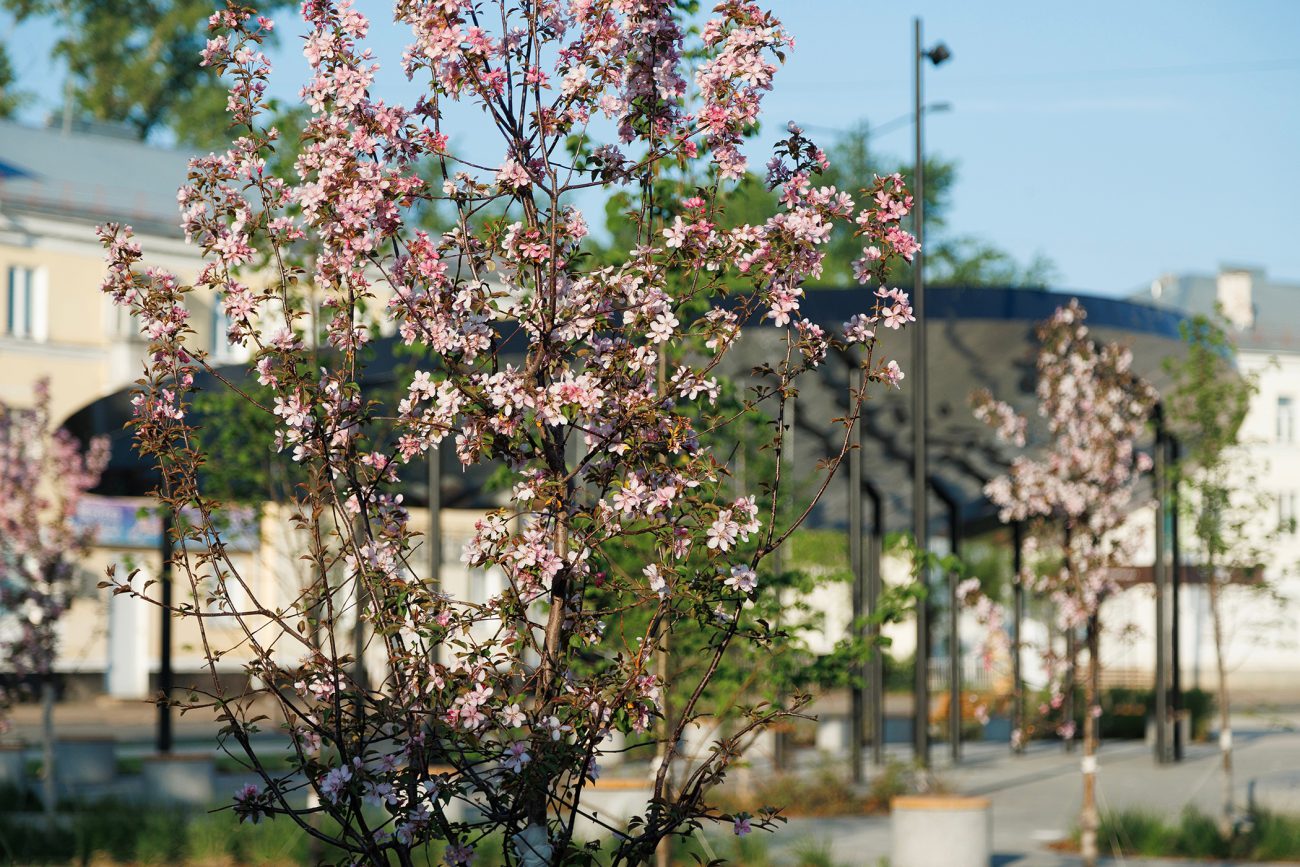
top-left (1088, 807), bottom-right (1300, 862)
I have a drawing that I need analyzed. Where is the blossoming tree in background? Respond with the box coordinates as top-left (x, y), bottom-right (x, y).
top-left (972, 300), bottom-right (1157, 867)
top-left (98, 0), bottom-right (919, 862)
top-left (0, 379), bottom-right (109, 811)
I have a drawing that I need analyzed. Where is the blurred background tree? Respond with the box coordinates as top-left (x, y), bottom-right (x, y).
top-left (1, 0), bottom-right (293, 146)
top-left (0, 46), bottom-right (27, 117)
top-left (595, 120), bottom-right (1054, 287)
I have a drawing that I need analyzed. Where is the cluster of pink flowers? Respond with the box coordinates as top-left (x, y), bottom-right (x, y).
top-left (0, 381), bottom-right (108, 729)
top-left (96, 0), bottom-right (920, 861)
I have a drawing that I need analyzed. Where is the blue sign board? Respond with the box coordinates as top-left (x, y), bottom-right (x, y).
top-left (74, 496), bottom-right (260, 552)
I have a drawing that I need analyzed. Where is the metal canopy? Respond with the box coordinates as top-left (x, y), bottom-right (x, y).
top-left (821, 288), bottom-right (1190, 538)
top-left (60, 351), bottom-right (490, 509)
top-left (62, 286), bottom-right (1190, 534)
top-left (757, 285), bottom-right (1192, 539)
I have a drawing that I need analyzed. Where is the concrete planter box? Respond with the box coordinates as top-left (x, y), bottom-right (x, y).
top-left (596, 730), bottom-right (627, 768)
top-left (55, 737), bottom-right (117, 788)
top-left (573, 778), bottom-right (654, 841)
top-left (679, 722), bottom-right (721, 760)
top-left (815, 714), bottom-right (852, 754)
top-left (891, 794), bottom-right (991, 867)
top-left (142, 753), bottom-right (217, 806)
top-left (0, 743), bottom-right (27, 788)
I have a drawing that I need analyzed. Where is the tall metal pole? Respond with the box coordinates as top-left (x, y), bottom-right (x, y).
top-left (1154, 406), bottom-right (1170, 764)
top-left (1169, 434), bottom-right (1184, 761)
top-left (866, 482), bottom-right (885, 767)
top-left (848, 370), bottom-right (865, 784)
top-left (932, 482), bottom-right (962, 764)
top-left (1012, 521), bottom-right (1026, 754)
top-left (158, 509), bottom-right (174, 754)
top-left (911, 14), bottom-right (931, 769)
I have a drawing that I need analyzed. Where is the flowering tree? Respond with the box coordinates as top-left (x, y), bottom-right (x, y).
top-left (97, 1), bottom-right (919, 863)
top-left (972, 300), bottom-right (1156, 867)
top-left (0, 379), bottom-right (109, 809)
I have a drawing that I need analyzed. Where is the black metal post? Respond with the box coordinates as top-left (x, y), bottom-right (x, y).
top-left (1154, 405), bottom-right (1170, 764)
top-left (1012, 520), bottom-right (1025, 753)
top-left (865, 481), bottom-right (885, 767)
top-left (931, 480), bottom-right (962, 763)
top-left (158, 509), bottom-right (174, 754)
top-left (848, 371), bottom-right (865, 783)
top-left (911, 15), bottom-right (931, 769)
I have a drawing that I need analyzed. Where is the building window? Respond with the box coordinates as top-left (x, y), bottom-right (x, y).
top-left (5, 265), bottom-right (47, 341)
top-left (1280, 492), bottom-right (1297, 535)
top-left (1279, 396), bottom-right (1295, 444)
top-left (107, 296), bottom-right (137, 340)
top-left (211, 294), bottom-right (250, 363)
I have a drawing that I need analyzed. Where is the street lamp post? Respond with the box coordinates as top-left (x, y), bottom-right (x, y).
top-left (911, 15), bottom-right (950, 769)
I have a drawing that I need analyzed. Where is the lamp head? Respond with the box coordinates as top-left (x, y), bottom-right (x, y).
top-left (924, 42), bottom-right (952, 66)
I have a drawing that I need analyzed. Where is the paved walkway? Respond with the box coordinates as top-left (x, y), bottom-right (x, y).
top-left (770, 710), bottom-right (1300, 865)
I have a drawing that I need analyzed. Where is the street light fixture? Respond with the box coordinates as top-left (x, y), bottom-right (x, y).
top-left (911, 16), bottom-right (950, 770)
top-left (925, 42), bottom-right (952, 67)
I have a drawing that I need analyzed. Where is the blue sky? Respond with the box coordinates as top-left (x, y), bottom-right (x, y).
top-left (7, 1), bottom-right (1300, 296)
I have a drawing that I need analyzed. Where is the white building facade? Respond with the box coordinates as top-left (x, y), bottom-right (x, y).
top-left (1129, 267), bottom-right (1300, 698)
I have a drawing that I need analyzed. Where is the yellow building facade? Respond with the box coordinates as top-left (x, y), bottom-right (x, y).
top-left (0, 119), bottom-right (497, 700)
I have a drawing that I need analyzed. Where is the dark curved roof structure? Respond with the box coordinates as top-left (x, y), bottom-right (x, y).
top-left (726, 286), bottom-right (1189, 538)
top-left (62, 286), bottom-right (1191, 535)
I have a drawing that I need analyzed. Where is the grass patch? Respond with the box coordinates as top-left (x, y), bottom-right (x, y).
top-left (0, 803), bottom-right (300, 865)
top-left (0, 791), bottom-right (870, 866)
top-left (671, 832), bottom-right (853, 867)
top-left (1075, 807), bottom-right (1300, 861)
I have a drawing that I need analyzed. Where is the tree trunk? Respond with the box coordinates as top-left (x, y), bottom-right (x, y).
top-left (1079, 614), bottom-right (1101, 867)
top-left (654, 633), bottom-right (671, 867)
top-left (41, 676), bottom-right (55, 815)
top-left (1208, 569), bottom-right (1234, 836)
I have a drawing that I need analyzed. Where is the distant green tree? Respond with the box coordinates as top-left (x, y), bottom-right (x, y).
top-left (0, 45), bottom-right (28, 118)
top-left (2, 0), bottom-right (292, 146)
top-left (595, 120), bottom-right (1055, 288)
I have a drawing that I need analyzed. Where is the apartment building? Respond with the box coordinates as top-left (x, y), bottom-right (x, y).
top-left (0, 119), bottom-right (222, 422)
top-left (1132, 267), bottom-right (1300, 695)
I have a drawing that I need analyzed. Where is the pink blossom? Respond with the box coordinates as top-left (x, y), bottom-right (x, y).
top-left (501, 741), bottom-right (532, 773)
top-left (725, 565), bottom-right (757, 593)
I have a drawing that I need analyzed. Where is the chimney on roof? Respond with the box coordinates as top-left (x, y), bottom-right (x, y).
top-left (1217, 266), bottom-right (1258, 331)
